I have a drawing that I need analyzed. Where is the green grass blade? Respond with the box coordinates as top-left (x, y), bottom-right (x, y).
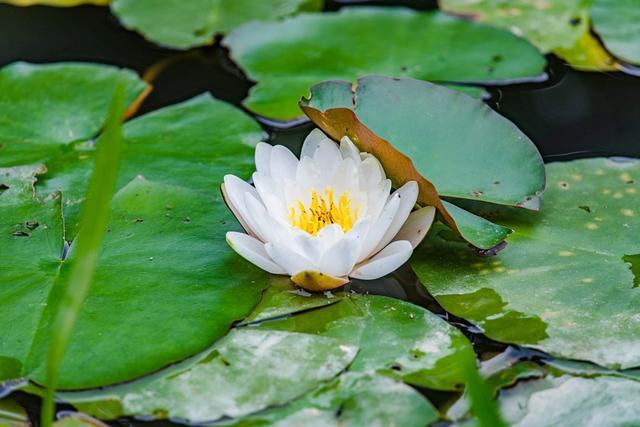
top-left (41, 84), bottom-right (126, 427)
top-left (461, 348), bottom-right (507, 427)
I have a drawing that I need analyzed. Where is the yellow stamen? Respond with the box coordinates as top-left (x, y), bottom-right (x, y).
top-left (289, 187), bottom-right (358, 235)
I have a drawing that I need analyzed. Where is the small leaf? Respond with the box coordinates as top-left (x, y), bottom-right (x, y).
top-left (592, 0), bottom-right (640, 65)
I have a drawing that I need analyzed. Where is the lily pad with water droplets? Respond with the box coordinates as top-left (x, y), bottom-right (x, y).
top-left (413, 158), bottom-right (640, 369)
top-left (223, 7), bottom-right (546, 121)
top-left (110, 0), bottom-right (323, 50)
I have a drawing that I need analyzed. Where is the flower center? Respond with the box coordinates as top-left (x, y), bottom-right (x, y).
top-left (289, 187), bottom-right (359, 236)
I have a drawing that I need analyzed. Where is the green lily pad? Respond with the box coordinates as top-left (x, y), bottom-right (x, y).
top-left (62, 329), bottom-right (357, 424)
top-left (413, 158), bottom-right (640, 369)
top-left (38, 93), bottom-right (264, 237)
top-left (500, 375), bottom-right (640, 426)
top-left (1, 174), bottom-right (269, 389)
top-left (258, 294), bottom-right (473, 391)
top-left (592, 0), bottom-right (640, 65)
top-left (213, 372), bottom-right (439, 427)
top-left (440, 0), bottom-right (617, 71)
top-left (110, 0), bottom-right (323, 50)
top-left (223, 7), bottom-right (546, 121)
top-left (302, 76), bottom-right (545, 249)
top-left (0, 62), bottom-right (148, 168)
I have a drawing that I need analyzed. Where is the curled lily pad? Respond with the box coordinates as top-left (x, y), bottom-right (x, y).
top-left (302, 76), bottom-right (545, 249)
top-left (110, 0), bottom-right (323, 50)
top-left (413, 158), bottom-right (640, 369)
top-left (223, 7), bottom-right (546, 121)
top-left (0, 62), bottom-right (149, 167)
top-left (213, 372), bottom-right (439, 427)
top-left (440, 0), bottom-right (617, 71)
top-left (592, 0), bottom-right (640, 65)
top-left (62, 329), bottom-right (357, 424)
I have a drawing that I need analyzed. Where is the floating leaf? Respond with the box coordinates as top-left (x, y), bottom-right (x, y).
top-left (110, 0), bottom-right (323, 50)
top-left (500, 375), bottom-right (640, 426)
top-left (1, 177), bottom-right (269, 389)
top-left (302, 76), bottom-right (545, 248)
top-left (62, 329), bottom-right (357, 424)
top-left (0, 399), bottom-right (29, 427)
top-left (213, 372), bottom-right (439, 427)
top-left (258, 294), bottom-right (473, 391)
top-left (413, 158), bottom-right (640, 369)
top-left (223, 7), bottom-right (546, 121)
top-left (440, 0), bottom-right (617, 71)
top-left (38, 93), bottom-right (264, 237)
top-left (0, 62), bottom-right (149, 167)
top-left (592, 0), bottom-right (640, 65)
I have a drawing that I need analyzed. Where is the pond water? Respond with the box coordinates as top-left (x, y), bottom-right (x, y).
top-left (2, 0), bottom-right (640, 424)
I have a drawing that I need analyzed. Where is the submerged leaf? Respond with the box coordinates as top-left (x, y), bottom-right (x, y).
top-left (223, 7), bottom-right (546, 121)
top-left (302, 76), bottom-right (545, 249)
top-left (413, 158), bottom-right (640, 368)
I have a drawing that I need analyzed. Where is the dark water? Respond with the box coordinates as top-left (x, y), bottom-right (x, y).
top-left (1, 1), bottom-right (640, 424)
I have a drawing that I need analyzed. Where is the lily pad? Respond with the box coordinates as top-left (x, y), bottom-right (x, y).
top-left (302, 76), bottom-right (545, 249)
top-left (1, 0), bottom-right (107, 5)
top-left (412, 158), bottom-right (640, 369)
top-left (213, 372), bottom-right (439, 427)
top-left (110, 0), bottom-right (323, 50)
top-left (258, 294), bottom-right (473, 391)
top-left (592, 0), bottom-right (640, 65)
top-left (63, 329), bottom-right (357, 424)
top-left (440, 0), bottom-right (617, 71)
top-left (1, 176), bottom-right (269, 389)
top-left (500, 375), bottom-right (640, 426)
top-left (223, 7), bottom-right (546, 121)
top-left (38, 93), bottom-right (264, 236)
top-left (0, 62), bottom-right (149, 167)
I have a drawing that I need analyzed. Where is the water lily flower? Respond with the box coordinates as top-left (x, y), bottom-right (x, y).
top-left (223, 129), bottom-right (435, 292)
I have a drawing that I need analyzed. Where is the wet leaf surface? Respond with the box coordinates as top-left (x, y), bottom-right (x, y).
top-left (62, 329), bottom-right (357, 424)
top-left (441, 0), bottom-right (617, 71)
top-left (302, 76), bottom-right (545, 249)
top-left (0, 62), bottom-right (148, 167)
top-left (213, 372), bottom-right (439, 427)
top-left (257, 294), bottom-right (473, 391)
top-left (223, 7), bottom-right (546, 120)
top-left (413, 158), bottom-right (640, 368)
top-left (592, 0), bottom-right (640, 65)
top-left (110, 0), bottom-right (322, 50)
top-left (499, 375), bottom-right (640, 426)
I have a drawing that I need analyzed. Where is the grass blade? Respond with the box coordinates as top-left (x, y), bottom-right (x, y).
top-left (41, 84), bottom-right (126, 427)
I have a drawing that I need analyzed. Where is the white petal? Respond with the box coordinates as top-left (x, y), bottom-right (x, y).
top-left (312, 138), bottom-right (342, 175)
top-left (350, 240), bottom-right (413, 280)
top-left (339, 136), bottom-right (361, 163)
top-left (221, 183), bottom-right (255, 237)
top-left (255, 142), bottom-right (272, 176)
top-left (359, 153), bottom-right (386, 187)
top-left (226, 232), bottom-right (286, 275)
top-left (270, 145), bottom-right (299, 183)
top-left (358, 193), bottom-right (400, 262)
top-left (253, 172), bottom-right (288, 219)
top-left (393, 206), bottom-right (436, 249)
top-left (300, 128), bottom-right (331, 159)
top-left (242, 192), bottom-right (279, 244)
top-left (265, 242), bottom-right (317, 276)
top-left (372, 181), bottom-right (419, 254)
top-left (315, 223), bottom-right (345, 251)
top-left (319, 237), bottom-right (360, 278)
top-left (223, 175), bottom-right (260, 236)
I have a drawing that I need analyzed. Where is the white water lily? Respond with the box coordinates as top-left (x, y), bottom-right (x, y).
top-left (223, 129), bottom-right (435, 292)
